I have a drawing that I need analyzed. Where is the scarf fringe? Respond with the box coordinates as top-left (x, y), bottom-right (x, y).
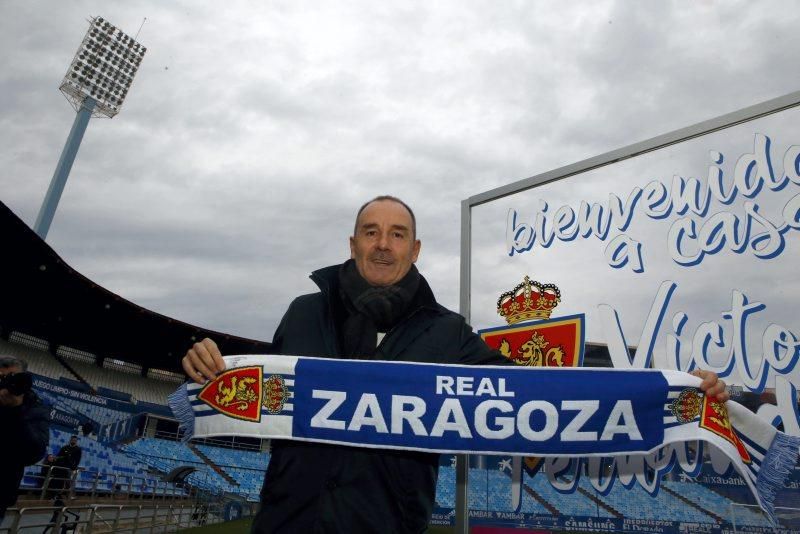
top-left (167, 383), bottom-right (195, 442)
top-left (755, 431), bottom-right (800, 524)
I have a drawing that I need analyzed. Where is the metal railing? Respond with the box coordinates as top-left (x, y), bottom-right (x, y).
top-left (151, 429), bottom-right (265, 451)
top-left (24, 466), bottom-right (190, 501)
top-left (2, 502), bottom-right (225, 533)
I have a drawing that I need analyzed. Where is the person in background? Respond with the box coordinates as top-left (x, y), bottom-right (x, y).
top-left (0, 356), bottom-right (50, 522)
top-left (54, 435), bottom-right (82, 496)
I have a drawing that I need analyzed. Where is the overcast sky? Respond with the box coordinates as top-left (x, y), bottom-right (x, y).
top-left (2, 1), bottom-right (799, 352)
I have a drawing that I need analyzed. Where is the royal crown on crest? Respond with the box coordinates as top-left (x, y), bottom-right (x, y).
top-left (497, 276), bottom-right (561, 325)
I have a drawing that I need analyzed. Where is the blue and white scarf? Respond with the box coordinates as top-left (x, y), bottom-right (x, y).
top-left (169, 354), bottom-right (799, 522)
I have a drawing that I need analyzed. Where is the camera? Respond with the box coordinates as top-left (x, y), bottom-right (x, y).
top-left (0, 371), bottom-right (33, 396)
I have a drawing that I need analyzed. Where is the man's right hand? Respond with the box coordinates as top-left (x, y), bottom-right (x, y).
top-left (182, 338), bottom-right (226, 384)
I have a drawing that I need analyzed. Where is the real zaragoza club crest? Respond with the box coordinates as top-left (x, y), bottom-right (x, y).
top-left (669, 387), bottom-right (751, 464)
top-left (197, 366), bottom-right (289, 423)
top-left (479, 276), bottom-right (585, 474)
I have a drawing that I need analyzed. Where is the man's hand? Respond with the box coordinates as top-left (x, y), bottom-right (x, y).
top-left (182, 338), bottom-right (226, 385)
top-left (691, 369), bottom-right (729, 403)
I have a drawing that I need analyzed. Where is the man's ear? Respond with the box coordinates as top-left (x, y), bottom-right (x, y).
top-left (412, 239), bottom-right (421, 263)
top-left (349, 236), bottom-right (356, 259)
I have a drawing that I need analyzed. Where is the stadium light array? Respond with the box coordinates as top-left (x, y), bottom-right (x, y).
top-left (34, 16), bottom-right (146, 239)
top-left (59, 16), bottom-right (147, 118)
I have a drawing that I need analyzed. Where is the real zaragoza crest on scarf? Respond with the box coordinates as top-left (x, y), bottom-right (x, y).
top-left (478, 276), bottom-right (585, 474)
top-left (669, 386), bottom-right (751, 464)
top-left (196, 366), bottom-right (289, 423)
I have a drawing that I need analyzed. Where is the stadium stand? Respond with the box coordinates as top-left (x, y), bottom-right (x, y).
top-left (468, 467), bottom-right (489, 510)
top-left (40, 391), bottom-right (130, 426)
top-left (21, 429), bottom-right (186, 497)
top-left (60, 357), bottom-right (176, 405)
top-left (526, 475), bottom-right (614, 518)
top-left (518, 486), bottom-right (553, 515)
top-left (2, 336), bottom-right (181, 405)
top-left (194, 443), bottom-right (267, 500)
top-left (596, 481), bottom-right (733, 523)
top-left (449, 460), bottom-right (788, 529)
top-left (0, 336), bottom-right (68, 379)
top-left (662, 481), bottom-right (773, 527)
top-left (121, 438), bottom-right (267, 502)
top-left (435, 462), bottom-right (456, 508)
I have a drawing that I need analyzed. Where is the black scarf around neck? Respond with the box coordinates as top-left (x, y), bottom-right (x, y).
top-left (338, 259), bottom-right (420, 359)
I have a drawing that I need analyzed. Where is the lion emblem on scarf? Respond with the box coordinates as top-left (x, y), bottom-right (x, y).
top-left (215, 376), bottom-right (258, 411)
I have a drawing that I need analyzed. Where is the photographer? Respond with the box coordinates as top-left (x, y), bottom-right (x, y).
top-left (0, 356), bottom-right (50, 522)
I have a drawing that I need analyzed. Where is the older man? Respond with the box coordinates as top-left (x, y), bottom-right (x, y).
top-left (183, 195), bottom-right (727, 533)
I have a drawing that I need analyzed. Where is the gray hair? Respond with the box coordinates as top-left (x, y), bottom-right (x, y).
top-left (0, 356), bottom-right (28, 372)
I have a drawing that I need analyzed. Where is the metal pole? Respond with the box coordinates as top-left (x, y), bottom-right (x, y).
top-left (455, 198), bottom-right (473, 534)
top-left (33, 96), bottom-right (96, 239)
top-left (41, 466), bottom-right (52, 499)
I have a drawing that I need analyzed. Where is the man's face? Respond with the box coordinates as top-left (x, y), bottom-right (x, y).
top-left (0, 364), bottom-right (23, 407)
top-left (70, 437), bottom-right (78, 446)
top-left (350, 200), bottom-right (421, 287)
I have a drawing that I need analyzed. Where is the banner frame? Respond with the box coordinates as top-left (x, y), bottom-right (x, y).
top-left (456, 88), bottom-right (800, 534)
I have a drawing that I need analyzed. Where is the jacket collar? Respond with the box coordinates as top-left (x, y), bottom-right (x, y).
top-left (309, 264), bottom-right (341, 295)
top-left (309, 263), bottom-right (449, 360)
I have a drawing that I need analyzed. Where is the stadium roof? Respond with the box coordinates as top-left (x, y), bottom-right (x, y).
top-left (0, 201), bottom-right (271, 374)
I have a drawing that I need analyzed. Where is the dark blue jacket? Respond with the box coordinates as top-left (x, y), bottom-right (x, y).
top-left (252, 265), bottom-right (506, 533)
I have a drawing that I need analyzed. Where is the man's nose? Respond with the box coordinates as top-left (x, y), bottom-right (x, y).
top-left (376, 232), bottom-right (390, 249)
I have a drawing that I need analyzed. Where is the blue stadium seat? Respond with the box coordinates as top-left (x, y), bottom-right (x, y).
top-left (662, 481), bottom-right (772, 527)
top-left (584, 478), bottom-right (710, 522)
top-left (121, 438), bottom-right (267, 501)
top-left (22, 429), bottom-right (186, 497)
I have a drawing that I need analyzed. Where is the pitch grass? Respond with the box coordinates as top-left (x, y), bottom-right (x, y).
top-left (177, 519), bottom-right (456, 533)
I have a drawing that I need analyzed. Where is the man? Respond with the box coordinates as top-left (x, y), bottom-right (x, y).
top-left (0, 356), bottom-right (50, 522)
top-left (183, 196), bottom-right (728, 533)
top-left (55, 435), bottom-right (82, 495)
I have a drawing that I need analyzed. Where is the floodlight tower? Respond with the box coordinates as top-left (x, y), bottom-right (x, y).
top-left (34, 16), bottom-right (146, 239)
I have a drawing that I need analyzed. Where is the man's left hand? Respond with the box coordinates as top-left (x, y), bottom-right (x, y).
top-left (691, 369), bottom-right (729, 403)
